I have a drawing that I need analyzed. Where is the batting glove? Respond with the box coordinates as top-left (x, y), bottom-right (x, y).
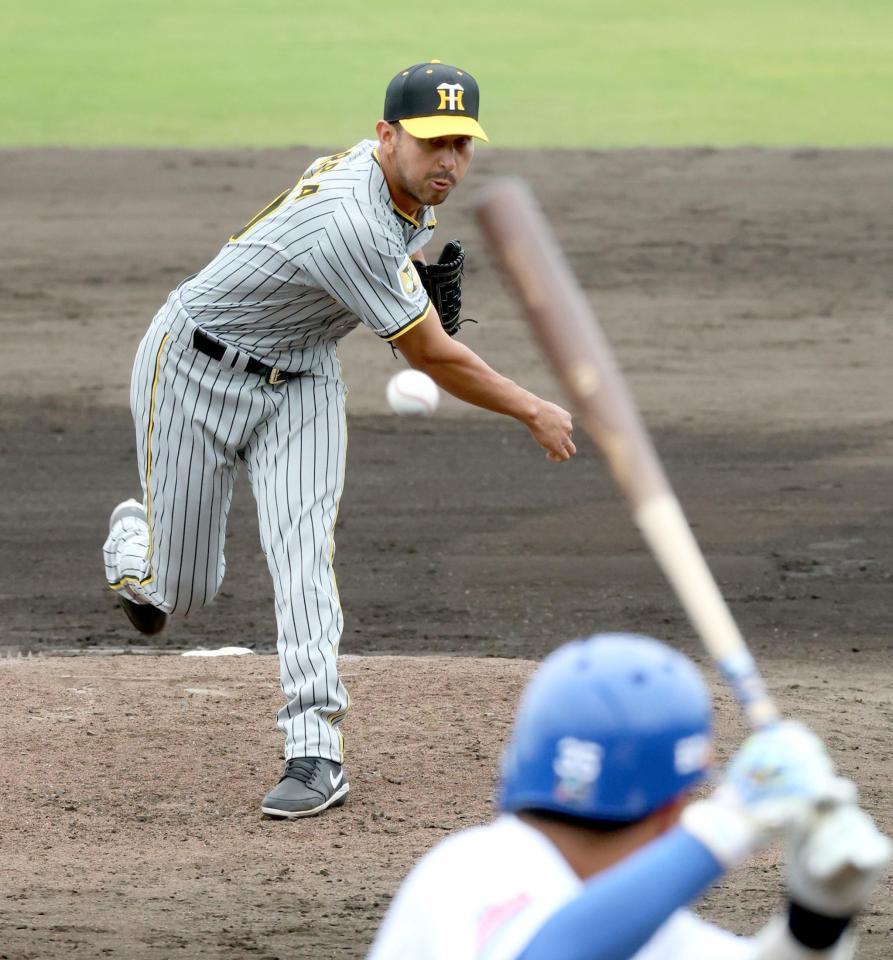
top-left (786, 801), bottom-right (892, 918)
top-left (682, 720), bottom-right (845, 868)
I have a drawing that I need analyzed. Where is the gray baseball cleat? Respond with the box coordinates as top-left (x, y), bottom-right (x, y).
top-left (108, 498), bottom-right (168, 636)
top-left (261, 758), bottom-right (350, 819)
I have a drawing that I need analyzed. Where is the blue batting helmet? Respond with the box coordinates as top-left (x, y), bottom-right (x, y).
top-left (498, 634), bottom-right (713, 822)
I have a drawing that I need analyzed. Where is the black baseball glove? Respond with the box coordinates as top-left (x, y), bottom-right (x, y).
top-left (415, 240), bottom-right (475, 337)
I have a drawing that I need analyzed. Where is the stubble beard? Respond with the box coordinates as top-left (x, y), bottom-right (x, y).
top-left (395, 154), bottom-right (454, 208)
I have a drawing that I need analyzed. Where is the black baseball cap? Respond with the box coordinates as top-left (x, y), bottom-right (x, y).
top-left (383, 60), bottom-right (489, 142)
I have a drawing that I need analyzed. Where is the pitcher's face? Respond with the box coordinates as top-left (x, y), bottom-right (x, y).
top-left (383, 123), bottom-right (474, 208)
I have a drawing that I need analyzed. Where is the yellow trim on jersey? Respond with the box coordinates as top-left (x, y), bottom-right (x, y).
top-left (372, 147), bottom-right (436, 231)
top-left (327, 403), bottom-right (347, 612)
top-left (392, 204), bottom-right (421, 228)
top-left (142, 333), bottom-right (169, 580)
top-left (108, 333), bottom-right (170, 592)
top-left (324, 394), bottom-right (350, 761)
top-left (385, 301), bottom-right (432, 342)
top-left (229, 186), bottom-right (293, 243)
top-left (394, 205), bottom-right (437, 230)
top-left (329, 691), bottom-right (350, 762)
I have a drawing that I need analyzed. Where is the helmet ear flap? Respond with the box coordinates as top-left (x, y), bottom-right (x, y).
top-left (498, 634), bottom-right (713, 823)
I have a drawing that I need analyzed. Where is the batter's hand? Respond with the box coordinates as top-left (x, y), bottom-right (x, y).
top-left (786, 802), bottom-right (891, 918)
top-left (682, 721), bottom-right (843, 868)
top-left (526, 399), bottom-right (576, 461)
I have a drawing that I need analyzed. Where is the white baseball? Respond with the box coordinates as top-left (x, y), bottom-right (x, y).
top-left (386, 369), bottom-right (439, 416)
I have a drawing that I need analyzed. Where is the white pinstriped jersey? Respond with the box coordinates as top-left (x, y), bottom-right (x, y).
top-left (105, 137), bottom-right (440, 772)
top-left (177, 139), bottom-right (435, 370)
top-left (368, 816), bottom-right (751, 960)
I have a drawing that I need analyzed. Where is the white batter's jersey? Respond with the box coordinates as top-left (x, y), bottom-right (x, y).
top-left (367, 815), bottom-right (753, 960)
top-left (176, 139), bottom-right (435, 371)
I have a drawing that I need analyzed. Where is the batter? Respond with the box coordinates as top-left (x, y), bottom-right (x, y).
top-left (367, 635), bottom-right (890, 959)
top-left (102, 61), bottom-right (576, 818)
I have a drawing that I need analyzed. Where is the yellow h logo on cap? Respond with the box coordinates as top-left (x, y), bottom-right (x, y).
top-left (436, 83), bottom-right (465, 112)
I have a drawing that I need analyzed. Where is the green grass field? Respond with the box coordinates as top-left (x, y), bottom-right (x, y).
top-left (3, 0), bottom-right (892, 147)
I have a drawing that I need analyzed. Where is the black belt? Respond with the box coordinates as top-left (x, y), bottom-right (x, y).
top-left (192, 329), bottom-right (297, 385)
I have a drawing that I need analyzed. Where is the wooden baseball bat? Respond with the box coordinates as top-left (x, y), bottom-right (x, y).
top-left (476, 178), bottom-right (779, 729)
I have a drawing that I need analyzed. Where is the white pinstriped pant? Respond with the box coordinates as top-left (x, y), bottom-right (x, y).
top-left (104, 305), bottom-right (349, 762)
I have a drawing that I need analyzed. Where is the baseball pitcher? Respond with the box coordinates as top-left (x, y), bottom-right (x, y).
top-left (101, 61), bottom-right (575, 819)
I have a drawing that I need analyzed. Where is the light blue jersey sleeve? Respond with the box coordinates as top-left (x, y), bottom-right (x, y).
top-left (517, 827), bottom-right (724, 960)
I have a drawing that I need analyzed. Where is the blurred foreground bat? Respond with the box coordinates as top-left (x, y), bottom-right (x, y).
top-left (476, 178), bottom-right (778, 729)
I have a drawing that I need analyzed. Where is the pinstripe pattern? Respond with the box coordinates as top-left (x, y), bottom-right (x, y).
top-left (104, 330), bottom-right (170, 592)
top-left (178, 139), bottom-right (434, 371)
top-left (245, 358), bottom-right (348, 761)
top-left (104, 309), bottom-right (349, 758)
top-left (103, 137), bottom-right (435, 762)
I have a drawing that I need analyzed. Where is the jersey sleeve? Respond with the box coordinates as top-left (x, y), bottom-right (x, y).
top-left (301, 200), bottom-right (432, 341)
top-left (516, 828), bottom-right (727, 960)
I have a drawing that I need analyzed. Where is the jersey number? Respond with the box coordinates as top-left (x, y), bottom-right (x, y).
top-left (303, 149), bottom-right (350, 179)
top-left (228, 148), bottom-right (350, 242)
top-left (228, 182), bottom-right (322, 243)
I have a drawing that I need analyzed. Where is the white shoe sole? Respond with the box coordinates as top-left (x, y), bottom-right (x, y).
top-left (109, 497), bottom-right (146, 531)
top-left (261, 782), bottom-right (350, 819)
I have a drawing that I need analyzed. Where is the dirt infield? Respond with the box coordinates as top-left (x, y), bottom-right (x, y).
top-left (0, 654), bottom-right (888, 959)
top-left (1, 146), bottom-right (891, 957)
